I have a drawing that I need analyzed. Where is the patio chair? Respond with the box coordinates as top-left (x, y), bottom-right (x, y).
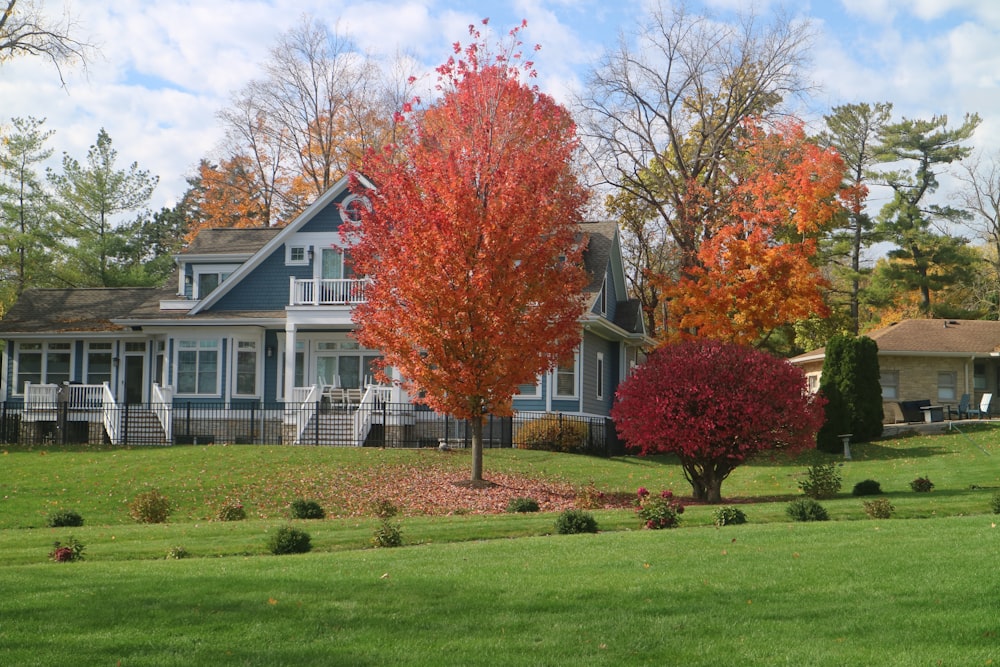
top-left (958, 394), bottom-right (974, 419)
top-left (979, 393), bottom-right (993, 419)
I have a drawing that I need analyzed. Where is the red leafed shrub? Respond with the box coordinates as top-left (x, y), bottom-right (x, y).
top-left (612, 339), bottom-right (825, 503)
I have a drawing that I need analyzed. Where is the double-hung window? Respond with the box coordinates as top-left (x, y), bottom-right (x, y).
top-left (176, 339), bottom-right (220, 395)
top-left (937, 372), bottom-right (957, 402)
top-left (15, 342), bottom-right (72, 394)
top-left (554, 352), bottom-right (579, 399)
top-left (234, 340), bottom-right (258, 396)
top-left (86, 342), bottom-right (113, 386)
top-left (880, 370), bottom-right (899, 400)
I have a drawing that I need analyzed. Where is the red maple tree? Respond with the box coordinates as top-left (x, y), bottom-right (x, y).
top-left (663, 119), bottom-right (847, 346)
top-left (344, 21), bottom-right (589, 484)
top-left (611, 338), bottom-right (825, 503)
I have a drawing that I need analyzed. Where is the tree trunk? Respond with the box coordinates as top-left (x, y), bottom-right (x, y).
top-left (470, 417), bottom-right (484, 483)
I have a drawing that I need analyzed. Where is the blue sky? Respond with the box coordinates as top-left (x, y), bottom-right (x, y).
top-left (2, 0), bottom-right (999, 222)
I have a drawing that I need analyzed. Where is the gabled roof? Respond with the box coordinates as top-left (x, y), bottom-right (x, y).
top-left (180, 227), bottom-right (282, 256)
top-left (791, 318), bottom-right (1000, 364)
top-left (189, 172), bottom-right (375, 314)
top-left (0, 288), bottom-right (159, 334)
top-left (869, 318), bottom-right (1000, 355)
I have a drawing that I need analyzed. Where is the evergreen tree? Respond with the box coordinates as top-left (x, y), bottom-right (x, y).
top-left (874, 114), bottom-right (980, 313)
top-left (818, 334), bottom-right (883, 452)
top-left (47, 128), bottom-right (158, 286)
top-left (0, 116), bottom-right (60, 308)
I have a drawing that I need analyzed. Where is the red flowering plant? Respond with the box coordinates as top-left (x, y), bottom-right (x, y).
top-left (636, 488), bottom-right (684, 530)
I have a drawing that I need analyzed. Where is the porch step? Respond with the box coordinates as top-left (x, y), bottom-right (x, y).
top-left (118, 407), bottom-right (170, 446)
top-left (297, 413), bottom-right (358, 445)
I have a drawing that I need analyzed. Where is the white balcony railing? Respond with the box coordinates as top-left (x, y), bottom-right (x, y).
top-left (289, 278), bottom-right (369, 306)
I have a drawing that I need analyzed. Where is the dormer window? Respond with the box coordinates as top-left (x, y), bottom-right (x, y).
top-left (192, 265), bottom-right (235, 299)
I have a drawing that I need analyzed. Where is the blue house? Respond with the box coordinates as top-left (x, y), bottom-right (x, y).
top-left (0, 175), bottom-right (650, 446)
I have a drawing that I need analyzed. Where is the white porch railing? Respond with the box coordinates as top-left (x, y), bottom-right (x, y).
top-left (102, 382), bottom-right (122, 445)
top-left (289, 384), bottom-right (322, 444)
top-left (151, 383), bottom-right (173, 442)
top-left (353, 385), bottom-right (395, 446)
top-left (289, 277), bottom-right (369, 306)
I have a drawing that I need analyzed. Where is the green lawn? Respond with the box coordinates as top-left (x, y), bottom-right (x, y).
top-left (2, 424), bottom-right (1000, 665)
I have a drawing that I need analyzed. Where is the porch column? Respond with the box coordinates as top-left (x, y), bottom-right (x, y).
top-left (284, 322), bottom-right (297, 402)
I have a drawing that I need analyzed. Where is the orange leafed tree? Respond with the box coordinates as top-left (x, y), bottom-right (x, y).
top-left (184, 157), bottom-right (275, 242)
top-left (664, 119), bottom-right (848, 346)
top-left (344, 20), bottom-right (590, 484)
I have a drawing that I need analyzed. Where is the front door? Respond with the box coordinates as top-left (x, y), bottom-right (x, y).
top-left (124, 350), bottom-right (145, 404)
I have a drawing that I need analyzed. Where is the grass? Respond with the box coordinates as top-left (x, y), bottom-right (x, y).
top-left (3, 424), bottom-right (1000, 664)
top-left (3, 519), bottom-right (998, 665)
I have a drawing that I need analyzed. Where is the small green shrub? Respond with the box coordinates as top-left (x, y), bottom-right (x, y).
top-left (555, 509), bottom-right (599, 534)
top-left (852, 479), bottom-right (883, 496)
top-left (635, 488), bottom-right (684, 529)
top-left (370, 499), bottom-right (398, 520)
top-left (166, 545), bottom-right (189, 560)
top-left (46, 509), bottom-right (84, 527)
top-left (517, 414), bottom-right (590, 453)
top-left (267, 525), bottom-right (312, 555)
top-left (713, 505), bottom-right (748, 527)
top-left (990, 491), bottom-right (1000, 514)
top-left (289, 499), bottom-right (325, 520)
top-left (786, 498), bottom-right (829, 522)
top-left (371, 521), bottom-right (403, 548)
top-left (128, 489), bottom-right (171, 524)
top-left (49, 536), bottom-right (85, 562)
top-left (799, 463), bottom-right (842, 499)
top-left (910, 476), bottom-right (935, 493)
top-left (216, 501), bottom-right (246, 522)
top-left (506, 497), bottom-right (540, 513)
top-left (863, 498), bottom-right (895, 519)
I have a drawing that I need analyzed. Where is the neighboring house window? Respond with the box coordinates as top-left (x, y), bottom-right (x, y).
top-left (287, 245), bottom-right (308, 265)
top-left (880, 370), bottom-right (899, 400)
top-left (937, 372), bottom-right (957, 402)
top-left (975, 363), bottom-right (986, 391)
top-left (176, 339), bottom-right (220, 395)
top-left (806, 372), bottom-right (820, 394)
top-left (554, 353), bottom-right (578, 399)
top-left (234, 340), bottom-right (258, 396)
top-left (86, 342), bottom-right (113, 386)
top-left (596, 352), bottom-right (605, 400)
top-left (15, 341), bottom-right (72, 394)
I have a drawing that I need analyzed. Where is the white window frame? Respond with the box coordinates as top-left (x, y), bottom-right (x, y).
top-left (596, 352), bottom-right (605, 400)
top-left (85, 341), bottom-right (113, 387)
top-left (13, 341), bottom-right (74, 395)
top-left (339, 194), bottom-right (371, 225)
top-left (600, 275), bottom-right (607, 315)
top-left (286, 245), bottom-right (309, 266)
top-left (191, 264), bottom-right (236, 299)
top-left (552, 350), bottom-right (580, 399)
top-left (231, 338), bottom-right (260, 398)
top-left (515, 376), bottom-right (542, 398)
top-left (174, 338), bottom-right (222, 397)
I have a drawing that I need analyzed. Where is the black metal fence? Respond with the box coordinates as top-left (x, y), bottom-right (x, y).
top-left (0, 401), bottom-right (625, 456)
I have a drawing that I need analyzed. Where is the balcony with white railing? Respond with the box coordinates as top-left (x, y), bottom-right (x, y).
top-left (289, 277), bottom-right (370, 306)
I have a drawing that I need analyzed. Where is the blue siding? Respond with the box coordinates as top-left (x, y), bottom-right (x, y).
top-left (582, 331), bottom-right (617, 417)
top-left (214, 251), bottom-right (300, 311)
top-left (299, 197), bottom-right (346, 233)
